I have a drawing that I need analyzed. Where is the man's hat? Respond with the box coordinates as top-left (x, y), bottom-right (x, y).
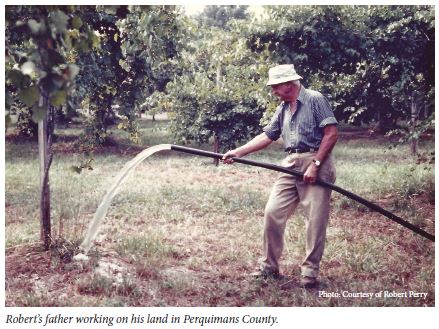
top-left (266, 64), bottom-right (302, 86)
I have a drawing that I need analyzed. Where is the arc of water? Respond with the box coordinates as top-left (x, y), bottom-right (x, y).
top-left (80, 144), bottom-right (172, 254)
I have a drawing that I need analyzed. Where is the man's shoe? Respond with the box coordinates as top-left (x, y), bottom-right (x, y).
top-left (249, 269), bottom-right (281, 280)
top-left (300, 276), bottom-right (318, 288)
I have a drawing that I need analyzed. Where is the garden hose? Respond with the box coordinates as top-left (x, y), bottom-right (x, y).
top-left (171, 144), bottom-right (435, 242)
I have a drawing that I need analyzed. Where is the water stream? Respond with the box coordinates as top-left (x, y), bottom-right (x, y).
top-left (76, 144), bottom-right (171, 257)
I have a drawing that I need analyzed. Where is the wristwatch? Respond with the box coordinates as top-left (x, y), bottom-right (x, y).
top-left (312, 159), bottom-right (321, 167)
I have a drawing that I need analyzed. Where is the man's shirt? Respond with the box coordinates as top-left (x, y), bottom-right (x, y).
top-left (263, 86), bottom-right (338, 150)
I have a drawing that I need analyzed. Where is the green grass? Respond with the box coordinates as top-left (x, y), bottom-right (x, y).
top-left (5, 120), bottom-right (435, 306)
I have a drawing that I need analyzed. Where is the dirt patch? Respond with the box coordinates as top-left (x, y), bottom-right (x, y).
top-left (5, 243), bottom-right (91, 306)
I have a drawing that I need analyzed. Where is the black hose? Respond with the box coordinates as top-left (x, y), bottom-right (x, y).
top-left (171, 144), bottom-right (434, 242)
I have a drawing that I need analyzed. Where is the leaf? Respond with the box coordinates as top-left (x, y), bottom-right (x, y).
top-left (71, 16), bottom-right (83, 29)
top-left (18, 86), bottom-right (40, 107)
top-left (91, 33), bottom-right (100, 48)
top-left (7, 70), bottom-right (24, 88)
top-left (66, 64), bottom-right (80, 80)
top-left (50, 89), bottom-right (67, 107)
top-left (20, 61), bottom-right (36, 76)
top-left (102, 6), bottom-right (119, 15)
top-left (28, 19), bottom-right (42, 34)
top-left (31, 105), bottom-right (47, 122)
top-left (50, 10), bottom-right (69, 34)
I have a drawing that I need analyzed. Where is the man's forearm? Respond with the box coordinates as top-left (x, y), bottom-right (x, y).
top-left (234, 133), bottom-right (273, 157)
top-left (315, 125), bottom-right (338, 163)
top-left (303, 125), bottom-right (338, 183)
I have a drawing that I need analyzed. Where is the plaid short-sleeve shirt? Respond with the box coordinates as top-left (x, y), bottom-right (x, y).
top-left (263, 86), bottom-right (338, 150)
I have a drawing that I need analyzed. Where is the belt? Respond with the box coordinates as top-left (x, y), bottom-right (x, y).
top-left (285, 147), bottom-right (317, 154)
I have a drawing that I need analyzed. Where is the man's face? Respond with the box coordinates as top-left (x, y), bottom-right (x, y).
top-left (271, 81), bottom-right (294, 101)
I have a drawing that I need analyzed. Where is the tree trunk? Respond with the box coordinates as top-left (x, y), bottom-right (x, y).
top-left (213, 134), bottom-right (220, 166)
top-left (410, 94), bottom-right (418, 155)
top-left (213, 64), bottom-right (221, 166)
top-left (38, 96), bottom-right (52, 250)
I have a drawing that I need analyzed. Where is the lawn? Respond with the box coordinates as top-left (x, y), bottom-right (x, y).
top-left (4, 119), bottom-right (435, 306)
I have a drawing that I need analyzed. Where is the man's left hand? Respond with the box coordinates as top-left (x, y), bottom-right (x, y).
top-left (303, 164), bottom-right (319, 184)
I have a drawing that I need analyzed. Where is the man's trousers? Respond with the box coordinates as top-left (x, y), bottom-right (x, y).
top-left (261, 152), bottom-right (336, 278)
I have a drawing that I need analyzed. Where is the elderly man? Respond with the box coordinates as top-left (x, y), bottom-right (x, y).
top-left (222, 64), bottom-right (338, 288)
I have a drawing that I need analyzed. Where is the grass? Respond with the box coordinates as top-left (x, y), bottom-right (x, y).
top-left (5, 119), bottom-right (435, 306)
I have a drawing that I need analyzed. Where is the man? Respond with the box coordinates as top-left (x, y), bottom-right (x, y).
top-left (222, 64), bottom-right (338, 288)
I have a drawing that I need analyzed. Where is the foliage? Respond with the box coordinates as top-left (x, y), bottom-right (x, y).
top-left (5, 6), bottom-right (96, 136)
top-left (164, 18), bottom-right (273, 151)
top-left (6, 5), bottom-right (184, 146)
top-left (7, 5), bottom-right (434, 149)
top-left (69, 5), bottom-right (183, 146)
top-left (114, 5), bottom-right (183, 142)
top-left (72, 6), bottom-right (128, 145)
top-left (247, 6), bottom-right (434, 133)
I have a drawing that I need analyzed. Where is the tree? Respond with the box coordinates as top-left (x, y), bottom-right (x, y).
top-left (73, 6), bottom-right (129, 145)
top-left (330, 6), bottom-right (434, 132)
top-left (5, 5), bottom-right (98, 249)
top-left (115, 5), bottom-right (183, 141)
top-left (5, 5), bottom-right (186, 248)
top-left (59, 5), bottom-right (183, 149)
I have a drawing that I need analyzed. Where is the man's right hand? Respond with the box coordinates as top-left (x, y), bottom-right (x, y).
top-left (222, 150), bottom-right (240, 164)
top-left (221, 132), bottom-right (272, 165)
